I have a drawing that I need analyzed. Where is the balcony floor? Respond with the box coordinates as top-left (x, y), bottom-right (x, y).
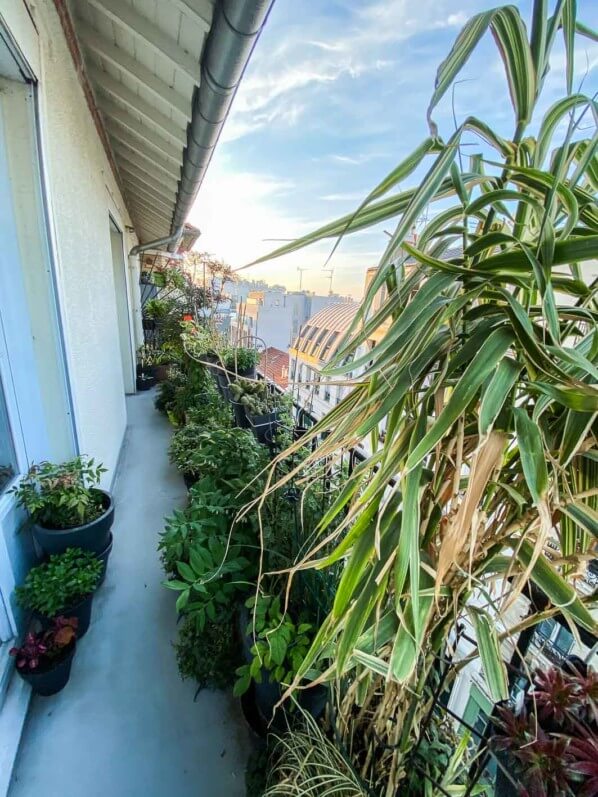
top-left (9, 390), bottom-right (250, 797)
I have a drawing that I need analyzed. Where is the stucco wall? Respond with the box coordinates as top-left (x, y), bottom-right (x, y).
top-left (29, 0), bottom-right (139, 482)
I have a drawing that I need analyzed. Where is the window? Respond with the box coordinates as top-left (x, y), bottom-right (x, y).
top-left (321, 331), bottom-right (339, 360)
top-left (314, 372), bottom-right (321, 395)
top-left (324, 383), bottom-right (331, 402)
top-left (0, 376), bottom-right (17, 494)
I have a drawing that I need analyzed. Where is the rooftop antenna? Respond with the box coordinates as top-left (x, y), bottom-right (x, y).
top-left (322, 267), bottom-right (334, 295)
top-left (297, 267), bottom-right (309, 291)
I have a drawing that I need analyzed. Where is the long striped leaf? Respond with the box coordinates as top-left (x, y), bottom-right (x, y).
top-left (560, 501), bottom-right (598, 539)
top-left (517, 540), bottom-right (597, 633)
top-left (469, 609), bottom-right (509, 702)
top-left (479, 357), bottom-right (521, 436)
top-left (514, 407), bottom-right (548, 505)
top-left (406, 328), bottom-right (514, 470)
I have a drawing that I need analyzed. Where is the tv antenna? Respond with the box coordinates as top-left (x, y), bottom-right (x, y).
top-left (297, 267), bottom-right (310, 291)
top-left (322, 268), bottom-right (334, 295)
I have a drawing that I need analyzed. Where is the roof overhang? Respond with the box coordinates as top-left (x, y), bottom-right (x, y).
top-left (59, 0), bottom-right (273, 245)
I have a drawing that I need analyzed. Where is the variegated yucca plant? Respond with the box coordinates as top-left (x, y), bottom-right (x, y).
top-left (245, 1), bottom-right (598, 792)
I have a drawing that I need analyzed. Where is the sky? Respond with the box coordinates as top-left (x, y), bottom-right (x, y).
top-left (187, 0), bottom-right (598, 299)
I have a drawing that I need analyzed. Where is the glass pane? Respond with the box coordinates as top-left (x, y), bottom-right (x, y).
top-left (0, 376), bottom-right (17, 493)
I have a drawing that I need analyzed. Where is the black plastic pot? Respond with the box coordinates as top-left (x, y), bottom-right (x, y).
top-left (37, 592), bottom-right (95, 638)
top-left (145, 363), bottom-right (171, 382)
top-left (236, 365), bottom-right (256, 379)
top-left (142, 318), bottom-right (156, 331)
top-left (215, 369), bottom-right (229, 396)
top-left (183, 471), bottom-right (199, 490)
top-left (248, 411), bottom-right (280, 445)
top-left (17, 641), bottom-right (76, 696)
top-left (238, 606), bottom-right (326, 731)
top-left (231, 401), bottom-right (250, 429)
top-left (96, 532), bottom-right (113, 587)
top-left (32, 490), bottom-right (115, 556)
top-left (136, 374), bottom-right (156, 391)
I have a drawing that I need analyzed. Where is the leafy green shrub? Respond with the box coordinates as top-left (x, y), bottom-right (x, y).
top-left (223, 347), bottom-right (259, 373)
top-left (175, 613), bottom-right (240, 690)
top-left (155, 361), bottom-right (222, 425)
top-left (144, 297), bottom-right (176, 320)
top-left (168, 423), bottom-right (203, 476)
top-left (182, 379), bottom-right (231, 430)
top-left (158, 476), bottom-right (238, 575)
top-left (186, 427), bottom-right (268, 486)
top-left (164, 530), bottom-right (254, 626)
top-left (234, 595), bottom-right (314, 696)
top-left (11, 457), bottom-right (106, 529)
top-left (16, 548), bottom-right (102, 617)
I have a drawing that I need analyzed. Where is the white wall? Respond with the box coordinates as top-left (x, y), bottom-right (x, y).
top-left (26, 0), bottom-right (139, 481)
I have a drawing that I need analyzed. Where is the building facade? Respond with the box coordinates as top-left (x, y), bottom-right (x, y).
top-left (230, 287), bottom-right (354, 351)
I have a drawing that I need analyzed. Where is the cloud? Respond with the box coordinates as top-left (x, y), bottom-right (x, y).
top-left (320, 191), bottom-right (368, 201)
top-left (224, 0), bottom-right (469, 143)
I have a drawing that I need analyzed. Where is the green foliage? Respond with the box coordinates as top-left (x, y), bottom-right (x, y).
top-left (263, 712), bottom-right (368, 796)
top-left (168, 423), bottom-right (205, 476)
top-left (183, 427), bottom-right (268, 485)
top-left (16, 548), bottom-right (102, 617)
top-left (174, 613), bottom-right (239, 690)
top-left (158, 476), bottom-right (242, 576)
top-left (229, 378), bottom-right (276, 416)
top-left (223, 347), bottom-right (260, 373)
top-left (163, 528), bottom-right (254, 629)
top-left (234, 595), bottom-right (314, 697)
top-left (144, 297), bottom-right (176, 320)
top-left (11, 456), bottom-right (106, 529)
top-left (404, 708), bottom-right (478, 797)
top-left (181, 322), bottom-right (225, 358)
top-left (137, 344), bottom-right (171, 367)
top-left (154, 360), bottom-right (225, 426)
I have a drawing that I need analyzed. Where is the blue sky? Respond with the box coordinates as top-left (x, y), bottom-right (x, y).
top-left (188, 0), bottom-right (598, 298)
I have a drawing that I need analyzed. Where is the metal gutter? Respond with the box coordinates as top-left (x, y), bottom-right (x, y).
top-left (168, 0), bottom-right (274, 250)
top-left (129, 226), bottom-right (184, 257)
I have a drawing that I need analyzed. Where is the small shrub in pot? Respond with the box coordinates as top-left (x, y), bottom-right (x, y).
top-left (10, 616), bottom-right (78, 696)
top-left (223, 347), bottom-right (259, 378)
top-left (16, 548), bottom-right (103, 636)
top-left (11, 457), bottom-right (114, 555)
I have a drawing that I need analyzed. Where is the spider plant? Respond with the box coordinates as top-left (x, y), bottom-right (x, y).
top-left (264, 711), bottom-right (368, 796)
top-left (245, 1), bottom-right (598, 793)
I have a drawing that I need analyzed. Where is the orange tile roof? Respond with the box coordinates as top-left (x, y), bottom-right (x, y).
top-left (259, 347), bottom-right (289, 389)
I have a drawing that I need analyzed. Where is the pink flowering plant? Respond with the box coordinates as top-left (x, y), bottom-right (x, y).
top-left (10, 616), bottom-right (78, 673)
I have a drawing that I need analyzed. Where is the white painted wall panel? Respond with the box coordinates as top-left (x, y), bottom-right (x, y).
top-left (28, 0), bottom-right (139, 483)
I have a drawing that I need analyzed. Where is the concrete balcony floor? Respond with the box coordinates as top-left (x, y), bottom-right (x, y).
top-left (9, 390), bottom-right (250, 797)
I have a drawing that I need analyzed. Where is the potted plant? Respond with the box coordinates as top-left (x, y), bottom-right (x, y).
top-left (168, 422), bottom-right (203, 489)
top-left (137, 344), bottom-right (172, 383)
top-left (10, 616), bottom-right (78, 696)
top-left (11, 457), bottom-right (114, 556)
top-left (223, 347), bottom-right (260, 380)
top-left (234, 595), bottom-right (324, 728)
top-left (492, 660), bottom-right (598, 796)
top-left (16, 548), bottom-right (103, 636)
top-left (228, 379), bottom-right (280, 442)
